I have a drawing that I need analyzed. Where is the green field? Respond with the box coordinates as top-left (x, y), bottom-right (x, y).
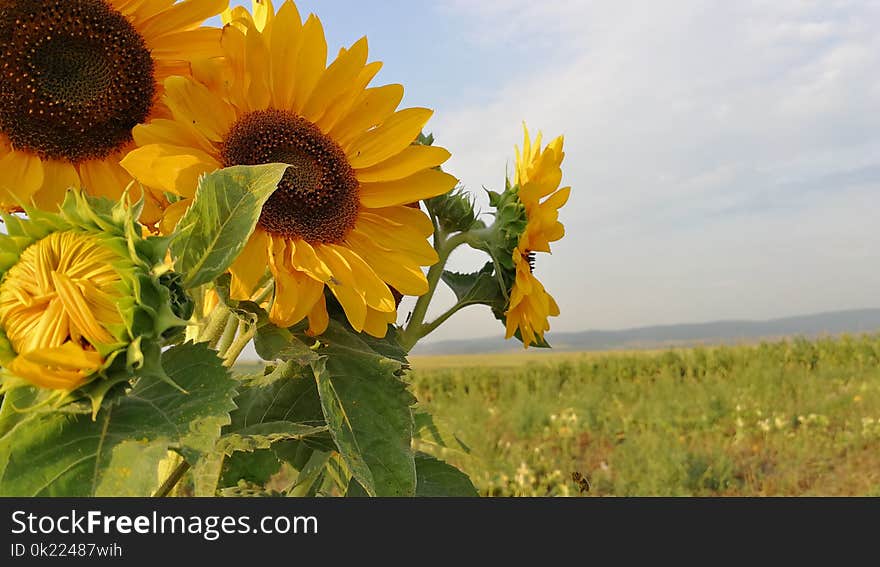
top-left (409, 335), bottom-right (880, 496)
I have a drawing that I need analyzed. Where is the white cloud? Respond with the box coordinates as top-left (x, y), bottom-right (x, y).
top-left (416, 0), bottom-right (880, 342)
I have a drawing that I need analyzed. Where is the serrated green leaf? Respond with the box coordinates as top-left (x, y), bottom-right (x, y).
top-left (227, 362), bottom-right (325, 432)
top-left (171, 164), bottom-right (287, 288)
top-left (415, 453), bottom-right (479, 497)
top-left (344, 477), bottom-right (370, 497)
top-left (192, 452), bottom-right (225, 497)
top-left (413, 409), bottom-right (472, 456)
top-left (220, 449), bottom-right (282, 488)
top-left (218, 423), bottom-right (329, 455)
top-left (442, 262), bottom-right (507, 311)
top-left (283, 449), bottom-right (330, 497)
top-left (253, 325), bottom-right (319, 366)
top-left (310, 322), bottom-right (417, 497)
top-left (0, 343), bottom-right (235, 496)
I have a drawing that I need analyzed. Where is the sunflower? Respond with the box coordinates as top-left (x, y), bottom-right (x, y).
top-left (0, 191), bottom-right (189, 407)
top-left (121, 0), bottom-right (457, 338)
top-left (504, 125), bottom-right (569, 348)
top-left (0, 0), bottom-right (227, 224)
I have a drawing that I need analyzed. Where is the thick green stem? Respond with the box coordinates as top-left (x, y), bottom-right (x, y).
top-left (418, 301), bottom-right (471, 340)
top-left (197, 303), bottom-right (232, 346)
top-left (400, 231), bottom-right (470, 351)
top-left (214, 315), bottom-right (239, 354)
top-left (222, 320), bottom-right (257, 367)
top-left (153, 461), bottom-right (191, 498)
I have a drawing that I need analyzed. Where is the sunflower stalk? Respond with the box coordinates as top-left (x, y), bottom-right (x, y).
top-left (214, 316), bottom-right (240, 355)
top-left (221, 320), bottom-right (258, 368)
top-left (153, 461), bottom-right (191, 498)
top-left (400, 229), bottom-right (472, 351)
top-left (198, 304), bottom-right (233, 347)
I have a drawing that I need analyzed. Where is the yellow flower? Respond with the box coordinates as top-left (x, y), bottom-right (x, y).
top-left (121, 0), bottom-right (457, 338)
top-left (0, 192), bottom-right (190, 405)
top-left (0, 0), bottom-right (227, 224)
top-left (505, 125), bottom-right (569, 347)
top-left (0, 232), bottom-right (127, 390)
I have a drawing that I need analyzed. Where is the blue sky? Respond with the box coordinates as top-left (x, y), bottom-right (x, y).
top-left (227, 1), bottom-right (880, 343)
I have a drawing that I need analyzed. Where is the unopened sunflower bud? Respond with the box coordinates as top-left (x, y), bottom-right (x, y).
top-left (425, 188), bottom-right (479, 234)
top-left (0, 191), bottom-right (190, 412)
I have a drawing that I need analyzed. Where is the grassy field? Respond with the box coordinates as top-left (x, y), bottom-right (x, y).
top-left (409, 335), bottom-right (880, 496)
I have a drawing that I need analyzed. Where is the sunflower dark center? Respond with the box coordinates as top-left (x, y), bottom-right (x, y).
top-left (0, 0), bottom-right (155, 162)
top-left (221, 109), bottom-right (360, 244)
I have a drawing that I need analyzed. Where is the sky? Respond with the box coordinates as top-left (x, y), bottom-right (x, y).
top-left (227, 0), bottom-right (880, 343)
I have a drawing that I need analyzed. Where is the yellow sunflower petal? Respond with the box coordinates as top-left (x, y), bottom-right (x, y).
top-left (51, 272), bottom-right (116, 346)
top-left (146, 27), bottom-right (223, 59)
top-left (110, 0), bottom-right (176, 24)
top-left (329, 245), bottom-right (395, 313)
top-left (221, 5), bottom-right (251, 28)
top-left (0, 150), bottom-right (44, 207)
top-left (21, 341), bottom-right (105, 371)
top-left (32, 160), bottom-right (80, 211)
top-left (355, 215), bottom-right (439, 265)
top-left (164, 76), bottom-right (237, 143)
top-left (359, 169), bottom-right (457, 208)
top-left (346, 230), bottom-right (430, 296)
top-left (316, 61), bottom-right (383, 133)
top-left (289, 239), bottom-right (333, 282)
top-left (355, 145), bottom-right (451, 183)
top-left (270, 265), bottom-right (323, 328)
top-left (120, 144), bottom-right (220, 197)
top-left (306, 293), bottom-right (329, 337)
top-left (268, 0), bottom-right (303, 108)
top-left (159, 199), bottom-right (190, 234)
top-left (245, 19), bottom-right (272, 111)
top-left (367, 205), bottom-right (435, 237)
top-left (330, 84), bottom-right (404, 146)
top-left (9, 355), bottom-right (84, 390)
top-left (363, 307), bottom-right (396, 338)
top-left (291, 15), bottom-right (328, 114)
top-left (132, 119), bottom-right (216, 155)
top-left (251, 0), bottom-right (274, 31)
top-left (139, 0), bottom-right (228, 39)
top-left (229, 228), bottom-right (270, 300)
top-left (346, 108), bottom-right (434, 169)
top-left (301, 36), bottom-right (369, 123)
top-left (77, 156), bottom-right (130, 200)
top-left (329, 284), bottom-right (367, 333)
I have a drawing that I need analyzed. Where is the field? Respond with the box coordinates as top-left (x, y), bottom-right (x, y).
top-left (409, 335), bottom-right (880, 496)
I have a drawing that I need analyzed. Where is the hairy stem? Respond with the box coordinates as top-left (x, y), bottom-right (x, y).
top-left (417, 300), bottom-right (472, 340)
top-left (198, 304), bottom-right (232, 346)
top-left (153, 461), bottom-right (191, 498)
top-left (222, 320), bottom-right (258, 367)
top-left (214, 315), bottom-right (239, 354)
top-left (400, 231), bottom-right (471, 351)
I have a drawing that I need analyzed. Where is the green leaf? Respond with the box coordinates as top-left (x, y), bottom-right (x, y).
top-left (171, 164), bottom-right (287, 288)
top-left (220, 449), bottom-right (282, 488)
top-left (442, 262), bottom-right (507, 311)
top-left (309, 321), bottom-right (417, 497)
top-left (413, 409), bottom-right (472, 456)
top-left (344, 477), bottom-right (370, 497)
top-left (218, 424), bottom-right (329, 455)
top-left (0, 343), bottom-right (235, 496)
top-left (227, 362), bottom-right (326, 433)
top-left (415, 453), bottom-right (479, 497)
top-left (254, 325), bottom-right (320, 366)
top-left (283, 449), bottom-right (331, 497)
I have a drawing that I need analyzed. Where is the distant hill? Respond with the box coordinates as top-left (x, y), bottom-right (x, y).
top-left (412, 308), bottom-right (880, 355)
